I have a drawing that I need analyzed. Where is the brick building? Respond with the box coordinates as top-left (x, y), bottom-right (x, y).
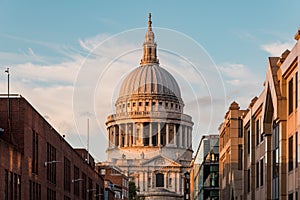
top-left (97, 163), bottom-right (128, 200)
top-left (0, 95), bottom-right (104, 200)
top-left (219, 28), bottom-right (300, 199)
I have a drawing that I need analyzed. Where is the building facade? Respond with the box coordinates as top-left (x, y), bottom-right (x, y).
top-left (192, 135), bottom-right (219, 200)
top-left (97, 163), bottom-right (129, 200)
top-left (219, 28), bottom-right (300, 200)
top-left (0, 95), bottom-right (104, 200)
top-left (105, 14), bottom-right (193, 199)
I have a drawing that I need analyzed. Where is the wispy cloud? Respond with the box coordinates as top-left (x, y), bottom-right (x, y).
top-left (0, 29), bottom-right (263, 161)
top-left (261, 41), bottom-right (294, 56)
top-left (219, 63), bottom-right (264, 108)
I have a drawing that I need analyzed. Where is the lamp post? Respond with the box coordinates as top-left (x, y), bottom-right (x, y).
top-left (4, 68), bottom-right (10, 139)
top-left (72, 178), bottom-right (83, 183)
top-left (44, 160), bottom-right (61, 167)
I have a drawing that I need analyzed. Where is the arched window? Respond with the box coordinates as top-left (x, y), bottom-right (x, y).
top-left (156, 173), bottom-right (164, 187)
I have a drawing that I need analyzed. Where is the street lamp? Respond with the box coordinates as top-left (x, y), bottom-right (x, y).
top-left (72, 178), bottom-right (83, 183)
top-left (44, 161), bottom-right (61, 167)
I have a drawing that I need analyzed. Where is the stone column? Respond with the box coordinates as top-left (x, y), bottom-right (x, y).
top-left (144, 171), bottom-right (147, 190)
top-left (149, 123), bottom-right (153, 146)
top-left (119, 124), bottom-right (122, 147)
top-left (141, 123), bottom-right (144, 146)
top-left (108, 127), bottom-right (111, 148)
top-left (113, 126), bottom-right (116, 147)
top-left (189, 127), bottom-right (192, 149)
top-left (165, 172), bottom-right (168, 188)
top-left (174, 124), bottom-right (177, 147)
top-left (178, 125), bottom-right (182, 148)
top-left (133, 123), bottom-right (136, 146)
top-left (185, 126), bottom-right (188, 148)
top-left (176, 172), bottom-right (180, 193)
top-left (124, 124), bottom-right (128, 147)
top-left (166, 123), bottom-right (169, 145)
top-left (129, 123), bottom-right (132, 147)
top-left (158, 123), bottom-right (161, 146)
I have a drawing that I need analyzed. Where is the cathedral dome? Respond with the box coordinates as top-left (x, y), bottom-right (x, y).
top-left (118, 64), bottom-right (181, 99)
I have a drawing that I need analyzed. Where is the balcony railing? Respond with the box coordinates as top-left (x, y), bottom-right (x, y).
top-left (106, 111), bottom-right (192, 123)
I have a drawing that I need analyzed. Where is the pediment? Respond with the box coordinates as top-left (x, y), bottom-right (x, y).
top-left (141, 155), bottom-right (181, 167)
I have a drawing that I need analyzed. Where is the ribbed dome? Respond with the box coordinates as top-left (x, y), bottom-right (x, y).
top-left (118, 64), bottom-right (181, 98)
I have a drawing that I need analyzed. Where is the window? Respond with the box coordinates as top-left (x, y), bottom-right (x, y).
top-left (47, 142), bottom-right (56, 184)
top-left (289, 193), bottom-right (293, 200)
top-left (238, 119), bottom-right (243, 137)
top-left (297, 132), bottom-right (298, 168)
top-left (139, 102), bottom-right (142, 106)
top-left (4, 170), bottom-right (22, 200)
top-left (247, 130), bottom-right (251, 154)
top-left (64, 196), bottom-right (71, 200)
top-left (4, 170), bottom-right (8, 200)
top-left (210, 172), bottom-right (218, 187)
top-left (260, 159), bottom-right (264, 186)
top-left (74, 166), bottom-right (80, 196)
top-left (256, 162), bottom-right (259, 188)
top-left (29, 180), bottom-right (41, 200)
top-left (256, 120), bottom-right (260, 146)
top-left (132, 102), bottom-right (136, 107)
top-left (64, 157), bottom-right (71, 191)
top-left (32, 130), bottom-right (39, 174)
top-left (81, 173), bottom-right (87, 200)
top-left (156, 173), bottom-right (164, 187)
top-left (272, 123), bottom-right (279, 200)
top-left (289, 136), bottom-right (293, 171)
top-left (238, 145), bottom-right (243, 170)
top-left (100, 169), bottom-right (106, 175)
top-left (296, 72), bottom-right (298, 108)
top-left (247, 169), bottom-right (250, 193)
top-left (96, 184), bottom-right (100, 200)
top-left (152, 101), bottom-right (156, 106)
top-left (88, 178), bottom-right (93, 200)
top-left (47, 188), bottom-right (56, 200)
top-left (145, 102), bottom-right (149, 106)
top-left (289, 78), bottom-right (294, 114)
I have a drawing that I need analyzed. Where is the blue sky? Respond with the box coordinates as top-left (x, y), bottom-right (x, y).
top-left (0, 1), bottom-right (299, 161)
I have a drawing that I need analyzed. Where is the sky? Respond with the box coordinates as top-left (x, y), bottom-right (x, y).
top-left (0, 1), bottom-right (299, 161)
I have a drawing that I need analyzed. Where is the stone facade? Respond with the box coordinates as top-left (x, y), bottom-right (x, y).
top-left (104, 14), bottom-right (193, 199)
top-left (219, 28), bottom-right (300, 200)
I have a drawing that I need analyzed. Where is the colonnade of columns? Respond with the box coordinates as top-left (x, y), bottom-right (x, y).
top-left (107, 122), bottom-right (192, 149)
top-left (135, 170), bottom-right (182, 194)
